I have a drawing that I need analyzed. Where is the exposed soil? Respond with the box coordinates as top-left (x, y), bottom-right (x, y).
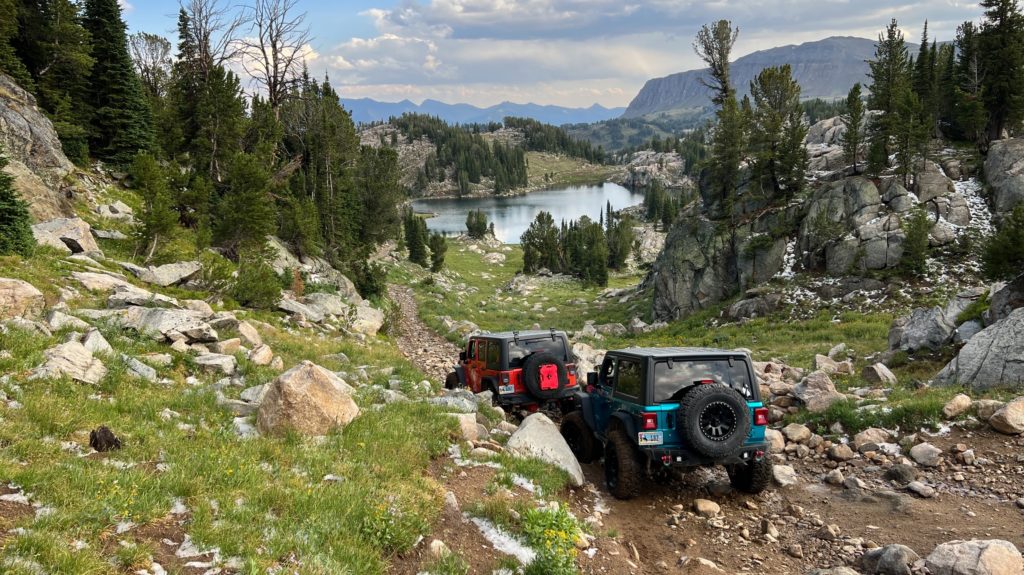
top-left (0, 485), bottom-right (34, 545)
top-left (388, 284), bottom-right (461, 385)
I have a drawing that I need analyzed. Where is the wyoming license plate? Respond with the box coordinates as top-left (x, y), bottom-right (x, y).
top-left (498, 385), bottom-right (515, 394)
top-left (638, 431), bottom-right (663, 446)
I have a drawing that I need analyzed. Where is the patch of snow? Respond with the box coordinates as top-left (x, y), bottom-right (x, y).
top-left (0, 493), bottom-right (29, 505)
top-left (774, 238), bottom-right (798, 280)
top-left (468, 515), bottom-right (537, 565)
top-left (510, 474), bottom-right (537, 494)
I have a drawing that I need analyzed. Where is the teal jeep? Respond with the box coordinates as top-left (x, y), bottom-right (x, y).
top-left (560, 347), bottom-right (772, 499)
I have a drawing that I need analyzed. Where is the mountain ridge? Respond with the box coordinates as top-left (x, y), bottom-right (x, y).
top-left (623, 36), bottom-right (884, 118)
top-left (341, 97), bottom-right (626, 126)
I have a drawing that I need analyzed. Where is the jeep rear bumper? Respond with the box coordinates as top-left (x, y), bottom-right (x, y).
top-left (642, 443), bottom-right (769, 468)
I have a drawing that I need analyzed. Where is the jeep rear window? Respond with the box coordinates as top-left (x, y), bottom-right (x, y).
top-left (507, 338), bottom-right (569, 368)
top-left (653, 359), bottom-right (754, 403)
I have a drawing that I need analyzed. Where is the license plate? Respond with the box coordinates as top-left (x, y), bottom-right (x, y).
top-left (498, 384), bottom-right (515, 394)
top-left (638, 431), bottom-right (663, 446)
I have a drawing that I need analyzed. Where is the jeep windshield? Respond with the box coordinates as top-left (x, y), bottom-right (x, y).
top-left (653, 358), bottom-right (754, 403)
top-left (508, 338), bottom-right (569, 368)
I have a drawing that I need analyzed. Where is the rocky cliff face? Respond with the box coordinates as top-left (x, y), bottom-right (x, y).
top-left (0, 72), bottom-right (76, 221)
top-left (984, 138), bottom-right (1024, 219)
top-left (650, 155), bottom-right (978, 322)
top-left (624, 37), bottom-right (877, 119)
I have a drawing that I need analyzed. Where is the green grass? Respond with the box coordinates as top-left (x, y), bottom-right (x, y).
top-left (0, 249), bottom-right (464, 574)
top-left (525, 152), bottom-right (617, 189)
top-left (392, 239), bottom-right (644, 343)
top-left (421, 551), bottom-right (470, 575)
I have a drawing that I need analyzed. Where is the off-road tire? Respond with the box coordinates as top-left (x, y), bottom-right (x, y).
top-left (604, 429), bottom-right (643, 500)
top-left (678, 384), bottom-right (751, 459)
top-left (560, 411), bottom-right (598, 464)
top-left (727, 457), bottom-right (773, 494)
top-left (444, 372), bottom-right (461, 390)
top-left (521, 352), bottom-right (570, 401)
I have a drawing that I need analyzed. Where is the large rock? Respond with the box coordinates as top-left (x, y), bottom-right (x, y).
top-left (889, 306), bottom-right (956, 353)
top-left (256, 361), bottom-right (359, 436)
top-left (124, 261), bottom-right (202, 287)
top-left (925, 539), bottom-right (1023, 575)
top-left (71, 271), bottom-right (133, 292)
top-left (793, 370), bottom-right (844, 412)
top-left (861, 544), bottom-right (920, 575)
top-left (0, 278), bottom-right (44, 320)
top-left (932, 308), bottom-right (1024, 391)
top-left (862, 363), bottom-right (897, 386)
top-left (985, 138), bottom-right (1024, 217)
top-left (988, 398), bottom-right (1024, 435)
top-left (194, 353), bottom-right (237, 375)
top-left (571, 342), bottom-right (605, 376)
top-left (350, 302), bottom-right (384, 336)
top-left (986, 273), bottom-right (1024, 325)
top-left (505, 413), bottom-right (584, 487)
top-left (29, 341), bottom-right (107, 384)
top-left (651, 215), bottom-right (738, 321)
top-left (0, 72), bottom-right (75, 221)
top-left (915, 161), bottom-right (955, 203)
top-left (278, 297), bottom-right (325, 323)
top-left (32, 218), bottom-right (101, 254)
top-left (302, 292), bottom-right (349, 317)
top-left (111, 307), bottom-right (217, 343)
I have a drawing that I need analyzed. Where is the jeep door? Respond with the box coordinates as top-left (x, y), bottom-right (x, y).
top-left (466, 339), bottom-right (483, 391)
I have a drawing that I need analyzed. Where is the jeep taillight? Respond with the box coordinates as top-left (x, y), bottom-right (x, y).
top-left (501, 372), bottom-right (510, 384)
top-left (754, 407), bottom-right (769, 426)
top-left (642, 412), bottom-right (658, 430)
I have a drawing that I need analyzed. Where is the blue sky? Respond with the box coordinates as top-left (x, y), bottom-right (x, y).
top-left (122, 1), bottom-right (989, 108)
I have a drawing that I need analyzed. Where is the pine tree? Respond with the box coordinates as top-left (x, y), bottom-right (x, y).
top-left (913, 22), bottom-right (935, 121)
top-left (979, 0), bottom-right (1024, 141)
top-left (83, 0), bottom-right (152, 164)
top-left (0, 0), bottom-right (32, 88)
top-left (954, 21), bottom-right (989, 142)
top-left (428, 232), bottom-right (447, 272)
top-left (0, 144), bottom-right (35, 258)
top-left (694, 20), bottom-right (744, 218)
top-left (982, 205), bottom-right (1024, 279)
top-left (748, 64), bottom-right (808, 199)
top-left (893, 85), bottom-right (929, 186)
top-left (403, 209), bottom-right (429, 268)
top-left (901, 207), bottom-right (932, 275)
top-left (129, 152), bottom-right (178, 261)
top-left (520, 211), bottom-right (560, 273)
top-left (214, 153), bottom-right (276, 255)
top-left (866, 19), bottom-right (911, 175)
top-left (841, 83), bottom-right (865, 172)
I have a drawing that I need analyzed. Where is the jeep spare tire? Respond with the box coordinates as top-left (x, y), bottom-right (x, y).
top-left (521, 352), bottom-right (570, 400)
top-left (678, 384), bottom-right (751, 458)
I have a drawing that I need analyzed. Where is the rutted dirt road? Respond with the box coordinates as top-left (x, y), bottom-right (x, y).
top-left (388, 284), bottom-right (460, 385)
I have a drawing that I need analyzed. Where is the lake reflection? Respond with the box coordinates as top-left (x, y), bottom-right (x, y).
top-left (411, 182), bottom-right (644, 244)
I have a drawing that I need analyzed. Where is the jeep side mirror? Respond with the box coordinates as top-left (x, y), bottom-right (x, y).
top-left (459, 351), bottom-right (467, 362)
top-left (586, 372), bottom-right (598, 388)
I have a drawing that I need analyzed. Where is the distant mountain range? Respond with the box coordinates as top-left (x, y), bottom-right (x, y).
top-left (623, 36), bottom-right (883, 119)
top-left (340, 98), bottom-right (626, 126)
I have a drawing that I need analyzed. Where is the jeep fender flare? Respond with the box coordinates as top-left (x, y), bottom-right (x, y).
top-left (481, 376), bottom-right (498, 393)
top-left (609, 411), bottom-right (638, 441)
top-left (576, 392), bottom-right (596, 430)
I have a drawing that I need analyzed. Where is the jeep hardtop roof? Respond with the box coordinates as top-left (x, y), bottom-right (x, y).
top-left (608, 347), bottom-right (751, 359)
top-left (472, 330), bottom-right (568, 341)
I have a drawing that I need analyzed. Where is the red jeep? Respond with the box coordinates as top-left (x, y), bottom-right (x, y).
top-left (445, 330), bottom-right (579, 411)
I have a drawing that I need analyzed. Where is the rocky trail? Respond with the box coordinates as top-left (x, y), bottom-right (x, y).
top-left (388, 284), bottom-right (460, 384)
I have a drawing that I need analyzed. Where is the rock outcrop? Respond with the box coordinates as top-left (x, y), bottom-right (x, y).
top-left (984, 138), bottom-right (1024, 218)
top-left (0, 278), bottom-right (45, 320)
top-left (0, 72), bottom-right (75, 221)
top-left (924, 539), bottom-right (1023, 575)
top-left (933, 308), bottom-right (1024, 391)
top-left (29, 341), bottom-right (107, 384)
top-left (32, 218), bottom-right (101, 255)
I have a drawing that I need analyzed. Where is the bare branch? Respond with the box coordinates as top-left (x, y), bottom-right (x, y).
top-left (238, 0), bottom-right (312, 113)
top-left (181, 0), bottom-right (248, 77)
top-left (129, 32), bottom-right (173, 98)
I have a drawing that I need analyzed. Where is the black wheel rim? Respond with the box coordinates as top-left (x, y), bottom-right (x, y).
top-left (699, 401), bottom-right (737, 441)
top-left (605, 446), bottom-right (619, 488)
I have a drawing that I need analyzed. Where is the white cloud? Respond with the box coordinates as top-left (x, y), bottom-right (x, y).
top-left (118, 0), bottom-right (134, 13)
top-left (315, 0), bottom-right (988, 107)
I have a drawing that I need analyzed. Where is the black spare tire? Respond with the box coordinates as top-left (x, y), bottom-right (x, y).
top-left (520, 352), bottom-right (570, 400)
top-left (678, 384), bottom-right (751, 458)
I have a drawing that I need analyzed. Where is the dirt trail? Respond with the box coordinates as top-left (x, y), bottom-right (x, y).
top-left (388, 284), bottom-right (460, 385)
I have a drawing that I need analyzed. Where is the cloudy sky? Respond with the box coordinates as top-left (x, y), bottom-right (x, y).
top-left (124, 0), bottom-right (987, 108)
